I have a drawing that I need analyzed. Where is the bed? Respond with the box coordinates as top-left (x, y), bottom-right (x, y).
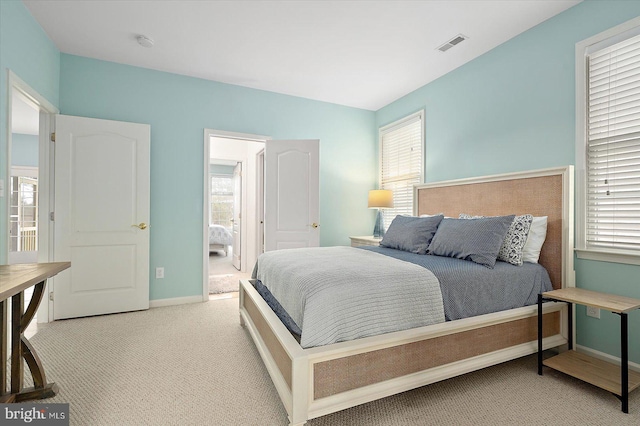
top-left (209, 224), bottom-right (233, 256)
top-left (239, 166), bottom-right (574, 426)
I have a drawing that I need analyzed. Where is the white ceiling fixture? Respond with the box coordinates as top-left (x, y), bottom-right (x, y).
top-left (136, 34), bottom-right (154, 48)
top-left (23, 1), bottom-right (582, 111)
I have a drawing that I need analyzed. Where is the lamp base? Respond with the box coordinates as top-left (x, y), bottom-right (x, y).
top-left (373, 209), bottom-right (385, 238)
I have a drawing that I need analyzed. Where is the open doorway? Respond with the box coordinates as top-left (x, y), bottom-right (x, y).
top-left (8, 90), bottom-right (40, 265)
top-left (8, 88), bottom-right (41, 332)
top-left (203, 130), bottom-right (267, 299)
top-left (6, 75), bottom-right (59, 330)
top-left (208, 160), bottom-right (240, 293)
top-left (5, 72), bottom-right (59, 324)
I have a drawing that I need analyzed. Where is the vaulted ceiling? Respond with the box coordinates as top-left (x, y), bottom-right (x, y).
top-left (24, 0), bottom-right (581, 111)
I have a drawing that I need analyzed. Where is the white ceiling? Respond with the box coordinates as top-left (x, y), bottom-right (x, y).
top-left (22, 0), bottom-right (581, 111)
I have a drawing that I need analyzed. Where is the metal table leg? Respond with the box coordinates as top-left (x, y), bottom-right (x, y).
top-left (538, 294), bottom-right (543, 375)
top-left (621, 313), bottom-right (629, 414)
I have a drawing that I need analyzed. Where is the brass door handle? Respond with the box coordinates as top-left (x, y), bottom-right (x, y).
top-left (311, 223), bottom-right (319, 228)
top-left (132, 223), bottom-right (148, 230)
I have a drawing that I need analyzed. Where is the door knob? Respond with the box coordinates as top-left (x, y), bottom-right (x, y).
top-left (311, 223), bottom-right (319, 228)
top-left (132, 223), bottom-right (148, 230)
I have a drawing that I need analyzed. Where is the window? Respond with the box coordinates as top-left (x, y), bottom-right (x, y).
top-left (9, 175), bottom-right (38, 252)
top-left (576, 18), bottom-right (640, 264)
top-left (210, 175), bottom-right (234, 228)
top-left (379, 111), bottom-right (424, 229)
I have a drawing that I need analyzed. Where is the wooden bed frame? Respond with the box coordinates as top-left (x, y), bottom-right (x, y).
top-left (239, 166), bottom-right (574, 425)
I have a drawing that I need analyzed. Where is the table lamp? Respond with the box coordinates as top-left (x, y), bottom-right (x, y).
top-left (368, 189), bottom-right (393, 238)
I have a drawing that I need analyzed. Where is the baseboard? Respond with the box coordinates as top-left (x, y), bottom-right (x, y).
top-left (149, 295), bottom-right (202, 308)
top-left (576, 344), bottom-right (640, 373)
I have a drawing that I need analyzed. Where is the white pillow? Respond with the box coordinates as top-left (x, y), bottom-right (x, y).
top-left (420, 213), bottom-right (444, 218)
top-left (522, 216), bottom-right (548, 263)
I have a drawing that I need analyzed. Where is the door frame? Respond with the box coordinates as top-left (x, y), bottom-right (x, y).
top-left (202, 129), bottom-right (269, 301)
top-left (256, 149), bottom-right (265, 258)
top-left (231, 162), bottom-right (242, 270)
top-left (5, 71), bottom-right (59, 322)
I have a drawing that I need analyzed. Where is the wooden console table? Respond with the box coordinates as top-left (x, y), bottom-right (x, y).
top-left (0, 262), bottom-right (70, 403)
top-left (538, 287), bottom-right (640, 413)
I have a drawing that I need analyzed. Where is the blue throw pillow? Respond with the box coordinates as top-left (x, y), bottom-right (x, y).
top-left (427, 215), bottom-right (515, 268)
top-left (380, 215), bottom-right (444, 255)
top-left (459, 213), bottom-right (534, 266)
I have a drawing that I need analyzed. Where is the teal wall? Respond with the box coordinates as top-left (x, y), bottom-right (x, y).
top-left (59, 54), bottom-right (376, 301)
top-left (377, 0), bottom-right (640, 364)
top-left (0, 0), bottom-right (60, 262)
top-left (11, 133), bottom-right (39, 167)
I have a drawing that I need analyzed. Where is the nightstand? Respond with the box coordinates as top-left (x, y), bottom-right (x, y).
top-left (349, 236), bottom-right (382, 247)
top-left (538, 287), bottom-right (640, 413)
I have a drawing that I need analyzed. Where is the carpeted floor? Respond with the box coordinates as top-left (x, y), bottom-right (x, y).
top-left (23, 298), bottom-right (640, 425)
top-left (208, 251), bottom-right (251, 294)
top-left (209, 274), bottom-right (240, 293)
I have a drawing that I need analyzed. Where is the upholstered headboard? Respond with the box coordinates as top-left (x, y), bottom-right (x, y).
top-left (414, 166), bottom-right (574, 290)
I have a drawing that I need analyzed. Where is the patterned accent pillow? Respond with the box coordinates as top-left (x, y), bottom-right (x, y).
top-left (459, 214), bottom-right (534, 266)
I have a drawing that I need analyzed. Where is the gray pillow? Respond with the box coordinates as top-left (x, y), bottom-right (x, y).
top-left (460, 213), bottom-right (534, 266)
top-left (427, 215), bottom-right (515, 268)
top-left (380, 215), bottom-right (444, 254)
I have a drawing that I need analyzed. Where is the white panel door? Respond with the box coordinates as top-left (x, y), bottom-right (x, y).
top-left (53, 115), bottom-right (150, 319)
top-left (232, 162), bottom-right (241, 270)
top-left (264, 140), bottom-right (319, 251)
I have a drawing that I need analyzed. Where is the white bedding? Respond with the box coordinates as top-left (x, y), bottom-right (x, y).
top-left (209, 224), bottom-right (233, 246)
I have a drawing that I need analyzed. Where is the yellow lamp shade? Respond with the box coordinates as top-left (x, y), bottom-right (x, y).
top-left (368, 190), bottom-right (394, 208)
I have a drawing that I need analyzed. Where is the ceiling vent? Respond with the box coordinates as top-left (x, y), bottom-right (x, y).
top-left (437, 34), bottom-right (468, 52)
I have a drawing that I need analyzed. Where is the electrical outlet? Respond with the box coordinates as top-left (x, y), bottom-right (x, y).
top-left (156, 267), bottom-right (164, 279)
top-left (586, 306), bottom-right (600, 319)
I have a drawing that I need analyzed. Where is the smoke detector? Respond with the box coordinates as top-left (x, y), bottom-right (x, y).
top-left (437, 34), bottom-right (468, 52)
top-left (136, 35), bottom-right (154, 48)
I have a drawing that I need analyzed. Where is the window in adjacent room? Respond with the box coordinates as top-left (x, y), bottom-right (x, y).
top-left (379, 110), bottom-right (424, 230)
top-left (9, 174), bottom-right (38, 253)
top-left (576, 18), bottom-right (640, 264)
top-left (210, 174), bottom-right (234, 228)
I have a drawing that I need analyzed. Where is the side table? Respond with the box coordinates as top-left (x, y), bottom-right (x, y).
top-left (349, 236), bottom-right (382, 248)
top-left (538, 287), bottom-right (640, 413)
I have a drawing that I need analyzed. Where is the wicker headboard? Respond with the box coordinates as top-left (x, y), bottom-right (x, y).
top-left (414, 167), bottom-right (574, 290)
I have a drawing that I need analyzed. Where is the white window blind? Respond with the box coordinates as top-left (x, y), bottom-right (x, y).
top-left (586, 33), bottom-right (640, 251)
top-left (380, 112), bottom-right (423, 229)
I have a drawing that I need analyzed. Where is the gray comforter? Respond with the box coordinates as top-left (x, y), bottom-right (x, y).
top-left (255, 246), bottom-right (445, 348)
top-left (361, 246), bottom-right (553, 320)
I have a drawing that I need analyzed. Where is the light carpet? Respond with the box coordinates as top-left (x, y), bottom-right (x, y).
top-left (208, 274), bottom-right (240, 294)
top-left (24, 298), bottom-right (640, 425)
